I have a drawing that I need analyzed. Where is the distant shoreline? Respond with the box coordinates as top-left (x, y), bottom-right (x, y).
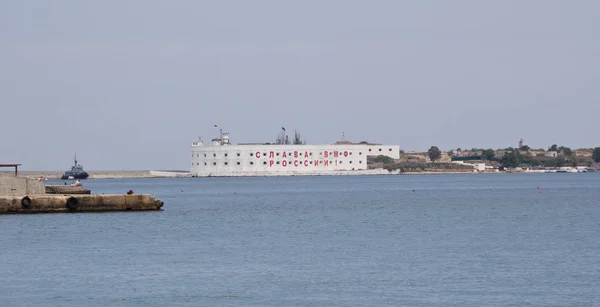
top-left (1, 169), bottom-right (584, 179)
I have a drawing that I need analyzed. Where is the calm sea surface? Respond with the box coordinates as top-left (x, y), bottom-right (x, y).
top-left (1, 173), bottom-right (599, 306)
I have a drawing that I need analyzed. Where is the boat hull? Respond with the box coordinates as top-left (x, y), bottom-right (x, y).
top-left (60, 172), bottom-right (89, 180)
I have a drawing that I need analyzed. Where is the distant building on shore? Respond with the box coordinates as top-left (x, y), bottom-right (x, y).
top-left (189, 130), bottom-right (401, 177)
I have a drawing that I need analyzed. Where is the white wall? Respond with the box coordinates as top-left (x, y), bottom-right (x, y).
top-left (190, 144), bottom-right (400, 176)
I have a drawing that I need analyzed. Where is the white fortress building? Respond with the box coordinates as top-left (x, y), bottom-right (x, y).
top-left (190, 130), bottom-right (401, 177)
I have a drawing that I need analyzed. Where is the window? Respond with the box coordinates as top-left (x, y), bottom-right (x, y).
top-left (204, 154), bottom-right (207, 157)
top-left (359, 152), bottom-right (362, 155)
top-left (236, 162), bottom-right (240, 165)
top-left (388, 148), bottom-right (392, 151)
top-left (368, 149), bottom-right (372, 152)
top-left (204, 162), bottom-right (207, 165)
top-left (250, 153), bottom-right (254, 156)
top-left (277, 161), bottom-right (280, 165)
top-left (224, 162), bottom-right (228, 165)
top-left (263, 161), bottom-right (267, 165)
top-left (251, 162), bottom-right (254, 165)
top-left (349, 152), bottom-right (352, 155)
top-left (224, 153), bottom-right (228, 157)
top-left (196, 162), bottom-right (199, 165)
top-left (359, 161), bottom-right (362, 163)
top-left (237, 153), bottom-right (240, 157)
top-left (213, 153), bottom-right (216, 157)
top-left (340, 161), bottom-right (343, 164)
top-left (349, 161), bottom-right (352, 164)
top-left (379, 148), bottom-right (382, 151)
top-left (213, 162), bottom-right (216, 165)
top-left (276, 153), bottom-right (280, 156)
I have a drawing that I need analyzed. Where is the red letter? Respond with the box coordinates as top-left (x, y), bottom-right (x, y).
top-left (324, 151), bottom-right (329, 158)
top-left (314, 160), bottom-right (319, 167)
top-left (324, 160), bottom-right (329, 166)
top-left (256, 152), bottom-right (261, 158)
top-left (294, 160), bottom-right (299, 167)
top-left (282, 152), bottom-right (287, 158)
top-left (304, 160), bottom-right (309, 166)
top-left (304, 151), bottom-right (309, 158)
top-left (334, 151), bottom-right (338, 157)
top-left (269, 151), bottom-right (274, 158)
top-left (282, 160), bottom-right (288, 167)
top-left (269, 160), bottom-right (274, 167)
top-left (294, 151), bottom-right (298, 158)
top-left (344, 151), bottom-right (348, 157)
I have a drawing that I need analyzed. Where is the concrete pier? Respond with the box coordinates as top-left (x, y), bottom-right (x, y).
top-left (0, 194), bottom-right (164, 214)
top-left (45, 185), bottom-right (91, 194)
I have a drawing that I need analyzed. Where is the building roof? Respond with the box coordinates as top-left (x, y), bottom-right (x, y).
top-left (0, 164), bottom-right (21, 167)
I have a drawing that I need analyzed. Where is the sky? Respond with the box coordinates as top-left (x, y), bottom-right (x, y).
top-left (1, 0), bottom-right (599, 170)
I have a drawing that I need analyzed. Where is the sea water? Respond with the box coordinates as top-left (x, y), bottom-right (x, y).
top-left (1, 173), bottom-right (599, 306)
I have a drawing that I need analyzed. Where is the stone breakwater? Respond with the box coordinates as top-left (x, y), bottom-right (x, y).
top-left (0, 194), bottom-right (164, 214)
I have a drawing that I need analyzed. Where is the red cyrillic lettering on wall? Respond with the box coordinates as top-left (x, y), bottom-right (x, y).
top-left (334, 151), bottom-right (339, 157)
top-left (324, 160), bottom-right (329, 166)
top-left (269, 151), bottom-right (274, 158)
top-left (294, 151), bottom-right (298, 158)
top-left (269, 160), bottom-right (274, 167)
top-left (294, 160), bottom-right (299, 167)
top-left (314, 160), bottom-right (319, 167)
top-left (256, 152), bottom-right (261, 158)
top-left (282, 152), bottom-right (287, 158)
top-left (282, 160), bottom-right (288, 167)
top-left (324, 151), bottom-right (329, 158)
top-left (344, 151), bottom-right (349, 157)
top-left (304, 160), bottom-right (309, 167)
top-left (304, 151), bottom-right (309, 158)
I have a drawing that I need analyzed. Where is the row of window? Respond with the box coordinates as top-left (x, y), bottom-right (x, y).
top-left (192, 148), bottom-right (393, 158)
top-left (193, 160), bottom-right (363, 166)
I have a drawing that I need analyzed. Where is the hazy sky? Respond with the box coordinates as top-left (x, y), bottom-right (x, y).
top-left (1, 0), bottom-right (599, 170)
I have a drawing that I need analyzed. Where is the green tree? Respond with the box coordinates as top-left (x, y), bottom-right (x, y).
top-left (593, 147), bottom-right (600, 163)
top-left (481, 149), bottom-right (495, 159)
top-left (373, 155), bottom-right (393, 164)
top-left (529, 159), bottom-right (541, 167)
top-left (520, 145), bottom-right (531, 151)
top-left (501, 151), bottom-right (520, 168)
top-left (559, 146), bottom-right (572, 156)
top-left (428, 146), bottom-right (442, 162)
top-left (549, 144), bottom-right (558, 151)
